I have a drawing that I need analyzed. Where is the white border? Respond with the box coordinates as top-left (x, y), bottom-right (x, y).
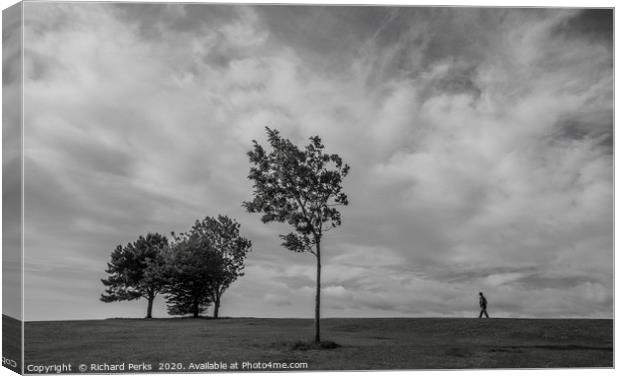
top-left (0, 1), bottom-right (615, 376)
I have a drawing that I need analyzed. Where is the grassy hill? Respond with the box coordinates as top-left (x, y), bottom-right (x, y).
top-left (24, 317), bottom-right (612, 371)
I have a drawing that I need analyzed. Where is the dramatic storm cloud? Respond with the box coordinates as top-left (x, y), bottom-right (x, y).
top-left (21, 4), bottom-right (612, 320)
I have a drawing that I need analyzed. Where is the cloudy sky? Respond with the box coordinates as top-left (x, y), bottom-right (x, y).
top-left (17, 3), bottom-right (612, 321)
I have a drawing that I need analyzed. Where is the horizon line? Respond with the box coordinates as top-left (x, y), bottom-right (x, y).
top-left (5, 314), bottom-right (612, 323)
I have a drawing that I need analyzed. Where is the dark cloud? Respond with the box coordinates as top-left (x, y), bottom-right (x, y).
top-left (552, 112), bottom-right (613, 153)
top-left (419, 63), bottom-right (482, 102)
top-left (111, 3), bottom-right (243, 39)
top-left (256, 6), bottom-right (393, 73)
top-left (552, 9), bottom-right (613, 44)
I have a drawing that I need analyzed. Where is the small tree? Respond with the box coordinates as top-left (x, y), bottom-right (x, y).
top-left (101, 233), bottom-right (168, 319)
top-left (190, 215), bottom-right (252, 318)
top-left (243, 127), bottom-right (349, 343)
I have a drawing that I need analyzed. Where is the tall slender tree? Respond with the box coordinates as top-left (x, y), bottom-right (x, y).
top-left (243, 127), bottom-right (349, 343)
top-left (101, 233), bottom-right (168, 319)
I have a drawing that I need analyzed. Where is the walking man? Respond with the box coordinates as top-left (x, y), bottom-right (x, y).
top-left (478, 292), bottom-right (489, 318)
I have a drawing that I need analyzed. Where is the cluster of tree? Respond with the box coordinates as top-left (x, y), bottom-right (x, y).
top-left (101, 127), bottom-right (350, 345)
top-left (101, 215), bottom-right (251, 319)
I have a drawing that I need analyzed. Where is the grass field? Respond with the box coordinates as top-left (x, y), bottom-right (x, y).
top-left (24, 317), bottom-right (612, 371)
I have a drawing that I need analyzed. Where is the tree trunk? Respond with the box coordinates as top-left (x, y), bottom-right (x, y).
top-left (146, 293), bottom-right (154, 319)
top-left (314, 241), bottom-right (321, 343)
top-left (213, 294), bottom-right (221, 319)
top-left (193, 297), bottom-right (199, 318)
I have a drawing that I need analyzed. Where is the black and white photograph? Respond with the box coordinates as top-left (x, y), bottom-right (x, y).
top-left (1, 0), bottom-right (614, 373)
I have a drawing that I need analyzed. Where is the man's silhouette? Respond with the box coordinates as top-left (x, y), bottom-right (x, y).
top-left (478, 292), bottom-right (489, 318)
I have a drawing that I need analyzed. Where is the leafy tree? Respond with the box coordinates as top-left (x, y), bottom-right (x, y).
top-left (164, 216), bottom-right (251, 318)
top-left (163, 236), bottom-right (218, 318)
top-left (189, 215), bottom-right (252, 318)
top-left (101, 233), bottom-right (169, 319)
top-left (243, 127), bottom-right (350, 343)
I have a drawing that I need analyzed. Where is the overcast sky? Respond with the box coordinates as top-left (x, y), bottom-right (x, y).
top-left (18, 3), bottom-right (612, 321)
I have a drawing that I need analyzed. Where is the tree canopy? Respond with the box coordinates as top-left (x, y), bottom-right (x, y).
top-left (185, 215), bottom-right (252, 318)
top-left (164, 215), bottom-right (252, 318)
top-left (100, 233), bottom-right (169, 319)
top-left (163, 234), bottom-right (219, 318)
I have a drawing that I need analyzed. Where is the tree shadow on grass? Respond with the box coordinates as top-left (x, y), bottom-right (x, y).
top-left (270, 340), bottom-right (341, 351)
